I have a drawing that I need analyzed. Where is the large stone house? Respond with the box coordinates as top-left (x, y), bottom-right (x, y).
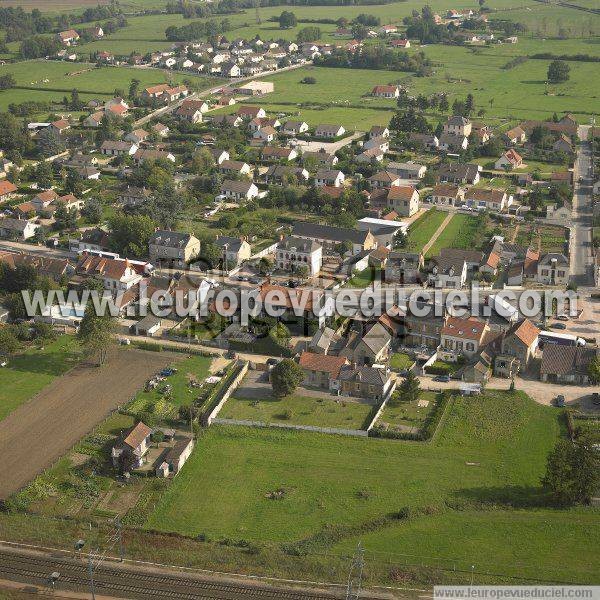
top-left (148, 230), bottom-right (201, 268)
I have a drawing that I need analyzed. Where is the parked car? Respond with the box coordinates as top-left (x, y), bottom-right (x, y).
top-left (555, 394), bottom-right (566, 408)
top-left (433, 374), bottom-right (450, 383)
top-left (550, 323), bottom-right (567, 330)
top-left (160, 367), bottom-right (176, 377)
top-left (556, 315), bottom-right (569, 321)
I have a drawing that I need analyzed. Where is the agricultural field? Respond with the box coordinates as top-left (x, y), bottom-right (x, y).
top-left (0, 60), bottom-right (217, 112)
top-left (0, 335), bottom-right (79, 422)
top-left (506, 221), bottom-right (568, 253)
top-left (220, 393), bottom-right (374, 430)
top-left (142, 388), bottom-right (596, 585)
top-left (405, 208), bottom-right (448, 251)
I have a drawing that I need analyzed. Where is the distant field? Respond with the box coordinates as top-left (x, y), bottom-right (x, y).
top-left (0, 60), bottom-right (217, 112)
top-left (0, 336), bottom-right (79, 422)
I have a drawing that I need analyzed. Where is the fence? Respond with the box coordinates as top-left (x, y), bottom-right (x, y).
top-left (202, 360), bottom-right (249, 426)
top-left (364, 379), bottom-right (398, 433)
top-left (211, 417), bottom-right (368, 437)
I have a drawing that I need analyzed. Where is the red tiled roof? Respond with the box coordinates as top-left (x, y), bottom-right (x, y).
top-left (441, 316), bottom-right (486, 341)
top-left (298, 351), bottom-right (347, 378)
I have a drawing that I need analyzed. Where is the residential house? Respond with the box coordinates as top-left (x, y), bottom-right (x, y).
top-left (386, 186), bottom-right (419, 217)
top-left (211, 114), bottom-right (243, 128)
top-left (282, 120), bottom-right (309, 135)
top-left (356, 148), bottom-right (385, 163)
top-left (298, 351), bottom-right (348, 392)
top-left (0, 217), bottom-right (41, 240)
top-left (439, 133), bottom-right (468, 152)
top-left (464, 188), bottom-right (510, 212)
top-left (0, 180), bottom-right (17, 203)
top-left (444, 115), bottom-right (472, 137)
top-left (69, 227), bottom-right (111, 253)
top-left (408, 133), bottom-right (439, 149)
top-left (351, 322), bottom-right (391, 366)
top-left (369, 125), bottom-right (390, 139)
top-left (253, 125), bottom-right (277, 143)
top-left (219, 160), bottom-right (252, 177)
top-left (390, 39), bottom-right (410, 48)
top-left (265, 165), bottom-right (309, 185)
top-left (261, 146), bottom-right (297, 162)
top-left (314, 124), bottom-right (345, 139)
top-left (84, 112), bottom-right (104, 128)
top-left (503, 126), bottom-right (526, 145)
top-left (339, 366), bottom-right (393, 400)
top-left (31, 190), bottom-right (59, 212)
top-left (125, 129), bottom-right (150, 145)
top-left (237, 106), bottom-right (266, 120)
top-left (214, 235), bottom-right (252, 269)
top-left (175, 104), bottom-right (203, 124)
top-left (291, 221), bottom-right (376, 254)
top-left (100, 141), bottom-right (138, 157)
top-left (309, 326), bottom-right (337, 355)
top-left (118, 186), bottom-right (152, 207)
top-left (133, 149), bottom-right (176, 164)
top-left (111, 422), bottom-right (152, 470)
top-left (387, 161), bottom-right (426, 179)
top-left (75, 254), bottom-right (142, 291)
top-left (372, 85), bottom-right (399, 98)
top-left (540, 345), bottom-right (597, 385)
top-left (536, 253), bottom-right (569, 285)
top-left (58, 29), bottom-right (79, 45)
top-left (384, 251), bottom-right (423, 284)
top-left (51, 119), bottom-right (70, 135)
top-left (220, 179), bottom-right (259, 202)
top-left (430, 184), bottom-right (464, 206)
top-left (440, 316), bottom-right (488, 360)
top-left (156, 436), bottom-right (195, 477)
top-left (148, 230), bottom-right (201, 268)
top-left (315, 169), bottom-right (345, 188)
top-left (209, 148), bottom-right (230, 164)
top-left (0, 251), bottom-right (71, 282)
top-left (368, 171), bottom-right (401, 189)
top-left (276, 236), bottom-right (322, 276)
top-left (438, 163), bottom-right (480, 185)
top-left (495, 149), bottom-right (523, 170)
top-left (151, 123), bottom-right (170, 137)
top-left (301, 150), bottom-right (338, 167)
top-left (494, 318), bottom-right (540, 378)
top-left (553, 134), bottom-right (574, 154)
top-left (363, 136), bottom-right (390, 153)
top-left (428, 252), bottom-right (468, 288)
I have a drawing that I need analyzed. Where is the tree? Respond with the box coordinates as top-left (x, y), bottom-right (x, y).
top-left (128, 78), bottom-right (140, 101)
top-left (201, 240), bottom-right (223, 269)
top-left (78, 304), bottom-right (115, 365)
top-left (54, 205), bottom-right (78, 230)
top-left (65, 168), bottom-right (85, 196)
top-left (0, 327), bottom-right (19, 359)
top-left (398, 371), bottom-right (420, 404)
top-left (278, 10), bottom-right (297, 29)
top-left (297, 26), bottom-right (321, 43)
top-left (547, 59), bottom-right (570, 83)
top-left (271, 358), bottom-right (304, 398)
top-left (0, 112), bottom-right (34, 159)
top-left (108, 213), bottom-right (155, 256)
top-left (0, 74), bottom-right (16, 90)
top-left (37, 127), bottom-right (64, 157)
top-left (588, 356), bottom-right (600, 385)
top-left (541, 439), bottom-right (600, 506)
top-left (34, 161), bottom-right (54, 189)
top-left (258, 256), bottom-right (274, 275)
top-left (81, 197), bottom-right (102, 223)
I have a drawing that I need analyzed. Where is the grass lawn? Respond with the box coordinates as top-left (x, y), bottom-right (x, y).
top-left (406, 208), bottom-right (447, 251)
top-left (426, 213), bottom-right (480, 257)
top-left (0, 335), bottom-right (80, 422)
top-left (144, 390), bottom-right (576, 556)
top-left (389, 352), bottom-right (414, 372)
top-left (376, 391), bottom-right (440, 432)
top-left (346, 267), bottom-right (382, 288)
top-left (220, 393), bottom-right (373, 430)
top-left (125, 354), bottom-right (212, 422)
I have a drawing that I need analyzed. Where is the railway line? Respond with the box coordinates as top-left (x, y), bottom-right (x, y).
top-left (0, 547), bottom-right (346, 599)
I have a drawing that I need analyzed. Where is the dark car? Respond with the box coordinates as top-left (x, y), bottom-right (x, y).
top-left (433, 374), bottom-right (450, 383)
top-left (550, 323), bottom-right (567, 330)
top-left (555, 395), bottom-right (566, 408)
top-left (592, 392), bottom-right (600, 406)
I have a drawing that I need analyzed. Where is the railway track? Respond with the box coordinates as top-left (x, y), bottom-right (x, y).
top-left (0, 548), bottom-right (341, 599)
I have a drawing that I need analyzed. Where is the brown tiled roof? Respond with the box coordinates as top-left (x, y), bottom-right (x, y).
top-left (387, 186), bottom-right (416, 202)
top-left (507, 318), bottom-right (539, 348)
top-left (123, 422), bottom-right (152, 449)
top-left (540, 345), bottom-right (596, 376)
top-left (442, 316), bottom-right (486, 341)
top-left (298, 351), bottom-right (347, 378)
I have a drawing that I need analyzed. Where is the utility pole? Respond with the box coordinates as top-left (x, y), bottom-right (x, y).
top-left (346, 542), bottom-right (364, 600)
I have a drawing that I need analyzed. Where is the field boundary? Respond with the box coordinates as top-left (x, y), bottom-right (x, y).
top-left (211, 417), bottom-right (368, 437)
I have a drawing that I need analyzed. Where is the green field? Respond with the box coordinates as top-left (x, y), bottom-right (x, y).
top-left (426, 213), bottom-right (480, 257)
top-left (221, 393), bottom-right (374, 430)
top-left (0, 336), bottom-right (79, 421)
top-left (389, 352), bottom-right (414, 372)
top-left (406, 208), bottom-right (448, 251)
top-left (0, 60), bottom-right (217, 112)
top-left (143, 389), bottom-right (596, 586)
top-left (376, 390), bottom-right (440, 431)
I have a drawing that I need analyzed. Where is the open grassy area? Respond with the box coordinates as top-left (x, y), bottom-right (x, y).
top-left (389, 352), bottom-right (414, 372)
top-left (0, 335), bottom-right (80, 422)
top-left (405, 208), bottom-right (447, 251)
top-left (347, 267), bottom-right (382, 288)
top-left (143, 390), bottom-right (581, 568)
top-left (0, 60), bottom-right (217, 112)
top-left (377, 391), bottom-right (440, 432)
top-left (220, 393), bottom-right (374, 430)
top-left (426, 213), bottom-right (480, 257)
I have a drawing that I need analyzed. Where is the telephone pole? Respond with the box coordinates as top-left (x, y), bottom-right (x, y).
top-left (346, 542), bottom-right (364, 600)
top-left (115, 517), bottom-right (124, 562)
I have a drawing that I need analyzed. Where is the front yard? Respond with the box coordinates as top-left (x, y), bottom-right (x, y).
top-left (389, 352), bottom-right (414, 372)
top-left (220, 392), bottom-right (374, 430)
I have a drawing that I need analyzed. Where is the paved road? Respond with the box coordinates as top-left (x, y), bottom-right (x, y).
top-left (0, 241), bottom-right (76, 260)
top-left (295, 131), bottom-right (364, 154)
top-left (570, 125), bottom-right (595, 286)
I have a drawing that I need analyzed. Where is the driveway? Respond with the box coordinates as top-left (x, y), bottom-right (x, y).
top-left (296, 131), bottom-right (364, 154)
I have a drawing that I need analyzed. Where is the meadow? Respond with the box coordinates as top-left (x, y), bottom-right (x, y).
top-left (141, 389), bottom-right (600, 586)
top-left (0, 60), bottom-right (217, 112)
top-left (0, 336), bottom-right (79, 422)
top-left (405, 208), bottom-right (448, 251)
top-left (426, 212), bottom-right (480, 256)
